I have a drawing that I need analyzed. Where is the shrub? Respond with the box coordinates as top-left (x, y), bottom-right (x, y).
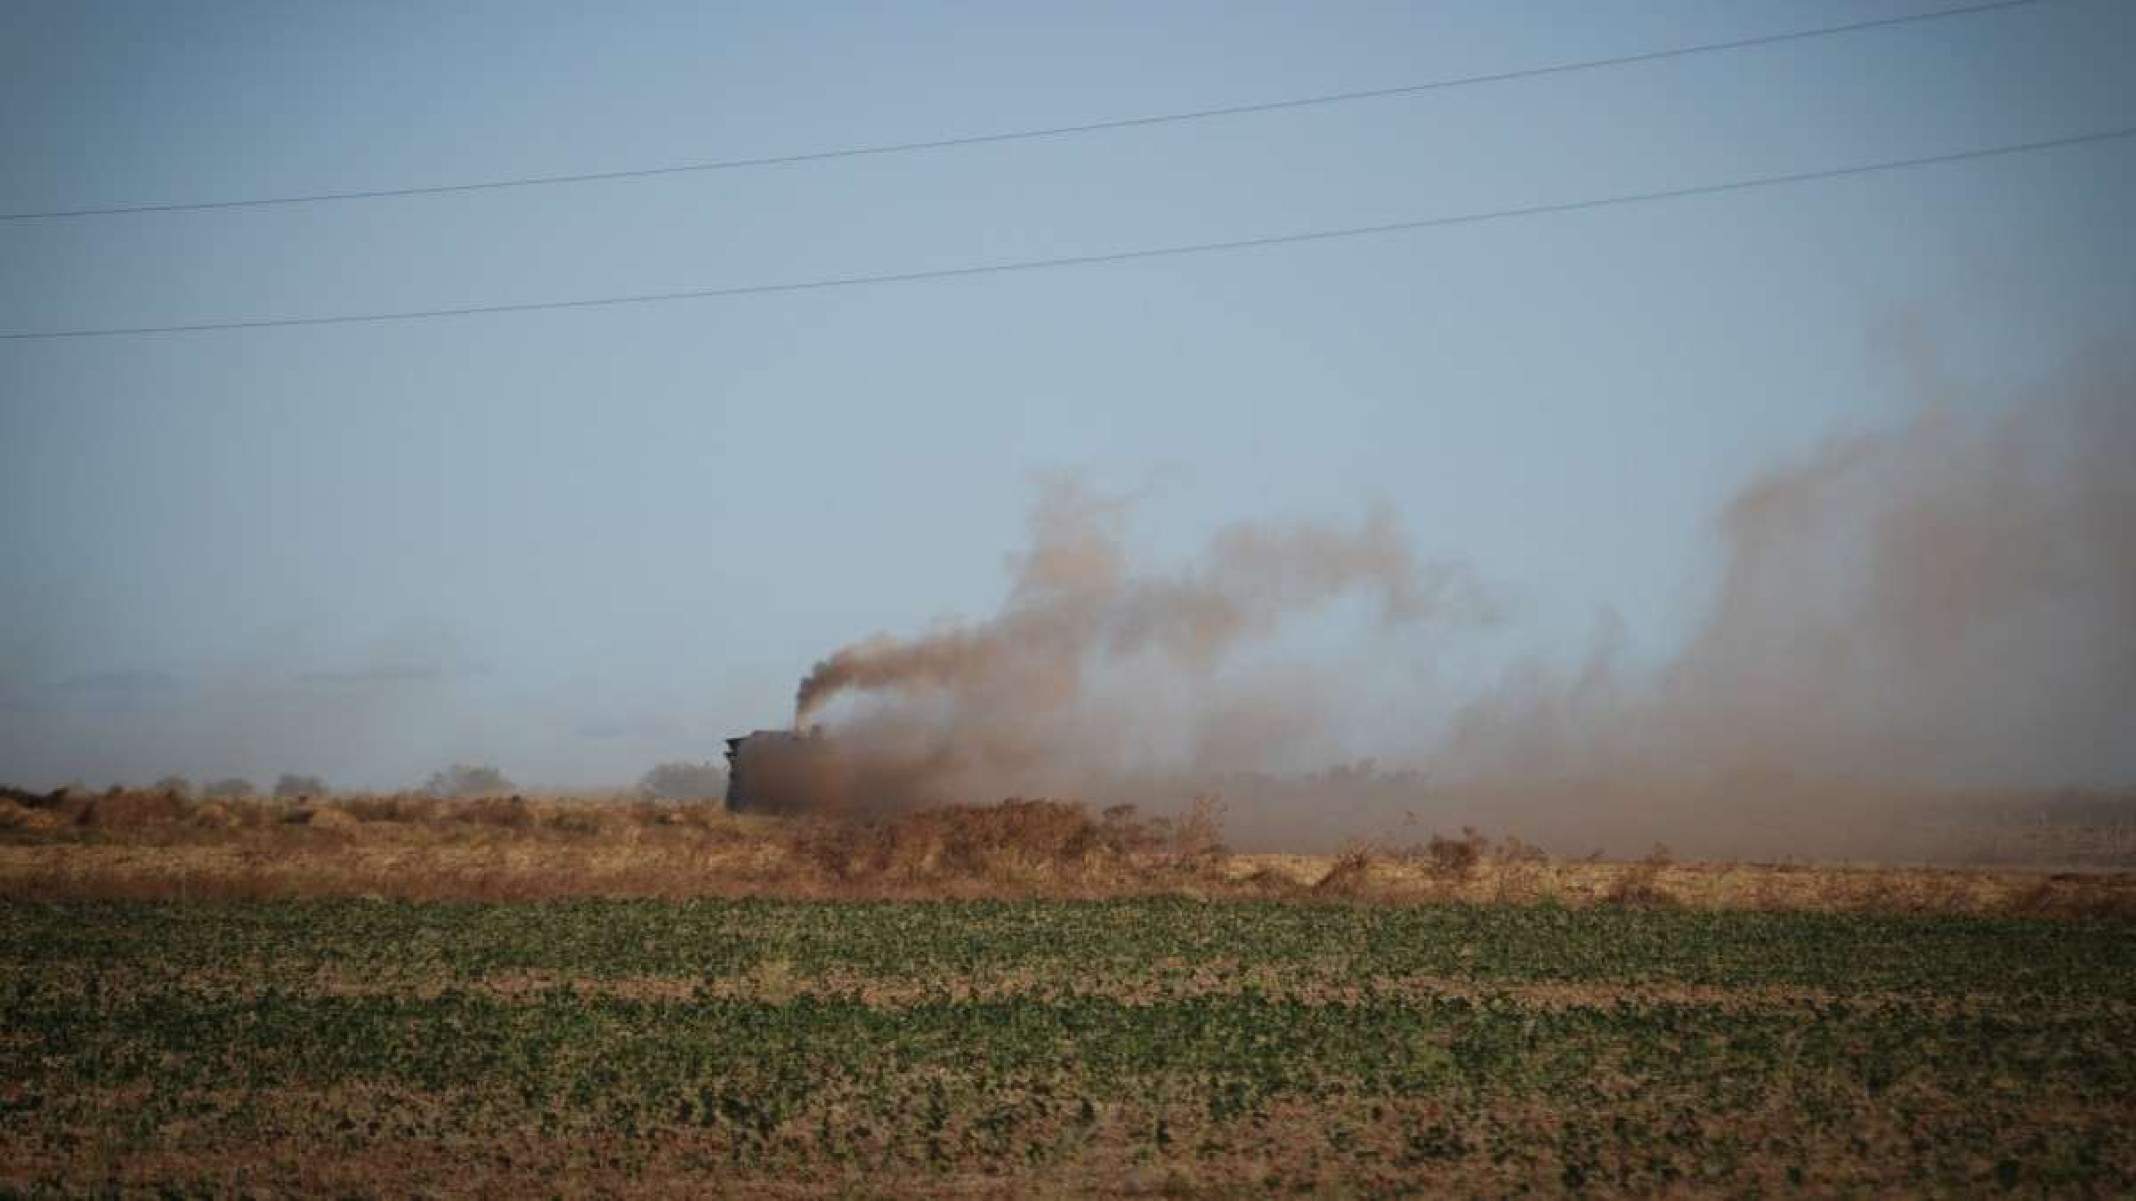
top-left (1423, 828), bottom-right (1485, 879)
top-left (636, 761), bottom-right (726, 802)
top-left (422, 764), bottom-right (514, 798)
top-left (456, 795), bottom-right (535, 828)
top-left (274, 773), bottom-right (328, 799)
top-left (1604, 844), bottom-right (1676, 907)
top-left (340, 793), bottom-right (439, 823)
top-left (1496, 835), bottom-right (1551, 864)
top-left (1168, 794), bottom-right (1229, 860)
top-left (780, 798), bottom-right (1215, 888)
top-left (76, 789), bottom-right (189, 828)
top-left (1314, 845), bottom-right (1376, 895)
top-left (0, 798), bottom-right (67, 832)
top-left (152, 775), bottom-right (194, 799)
top-left (0, 785), bottom-right (51, 809)
top-left (190, 802), bottom-right (240, 830)
top-left (287, 805), bottom-right (358, 832)
top-left (203, 777), bottom-right (256, 799)
top-left (1097, 804), bottom-right (1166, 854)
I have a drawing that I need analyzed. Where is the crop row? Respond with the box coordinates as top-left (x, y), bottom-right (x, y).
top-left (5, 984), bottom-right (2131, 1193)
top-left (6, 897), bottom-right (2133, 995)
top-left (4, 898), bottom-right (2132, 1196)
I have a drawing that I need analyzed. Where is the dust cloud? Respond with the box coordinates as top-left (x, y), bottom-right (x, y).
top-left (780, 475), bottom-right (1492, 812)
top-left (781, 348), bottom-right (2135, 857)
top-left (1429, 345), bottom-right (2135, 856)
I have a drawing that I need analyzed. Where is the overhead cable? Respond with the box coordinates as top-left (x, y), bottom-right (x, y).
top-left (0, 0), bottom-right (2044, 222)
top-left (5, 123), bottom-right (2126, 342)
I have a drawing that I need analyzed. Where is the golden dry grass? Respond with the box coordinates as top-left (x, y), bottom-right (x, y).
top-left (2, 786), bottom-right (2131, 916)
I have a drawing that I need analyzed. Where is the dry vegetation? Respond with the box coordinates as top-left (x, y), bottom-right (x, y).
top-left (3, 784), bottom-right (2131, 917)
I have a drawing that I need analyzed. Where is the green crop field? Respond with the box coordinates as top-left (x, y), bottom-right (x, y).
top-left (4, 898), bottom-right (2133, 1197)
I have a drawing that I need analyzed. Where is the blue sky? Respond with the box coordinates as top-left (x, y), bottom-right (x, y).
top-left (2, 0), bottom-right (2131, 790)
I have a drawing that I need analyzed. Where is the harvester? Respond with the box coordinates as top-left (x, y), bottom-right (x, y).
top-left (722, 727), bottom-right (836, 815)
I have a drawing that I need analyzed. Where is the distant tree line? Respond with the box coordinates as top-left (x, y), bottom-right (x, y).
top-left (151, 773), bottom-right (331, 800)
top-left (104, 758), bottom-right (728, 804)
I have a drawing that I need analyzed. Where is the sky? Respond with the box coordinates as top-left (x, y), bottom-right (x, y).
top-left (1, 0), bottom-right (2132, 793)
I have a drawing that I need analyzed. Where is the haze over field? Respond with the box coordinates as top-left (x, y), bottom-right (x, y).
top-left (2, 1), bottom-right (2132, 855)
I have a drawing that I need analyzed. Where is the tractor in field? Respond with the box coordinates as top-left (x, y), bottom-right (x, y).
top-left (723, 728), bottom-right (836, 815)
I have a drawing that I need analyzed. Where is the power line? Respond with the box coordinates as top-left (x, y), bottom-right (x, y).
top-left (6, 124), bottom-right (2126, 343)
top-left (0, 0), bottom-right (2045, 222)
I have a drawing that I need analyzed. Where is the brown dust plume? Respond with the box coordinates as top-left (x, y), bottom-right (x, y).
top-left (786, 476), bottom-right (1492, 810)
top-left (778, 348), bottom-right (2134, 857)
